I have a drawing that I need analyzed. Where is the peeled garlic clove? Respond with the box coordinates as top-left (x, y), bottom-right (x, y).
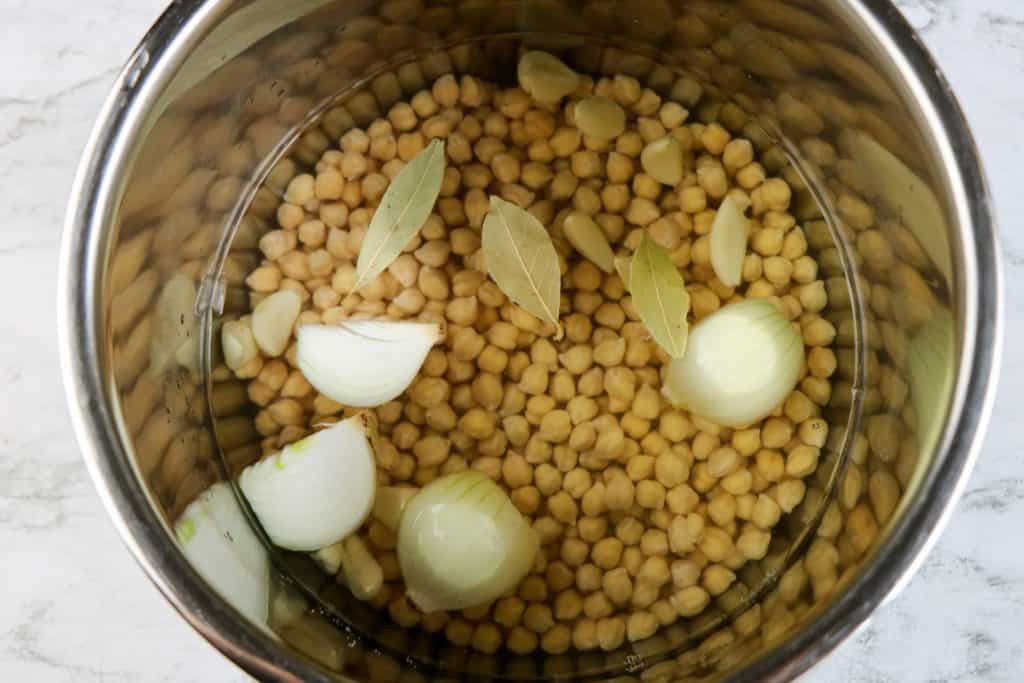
top-left (574, 96), bottom-right (626, 140)
top-left (252, 289), bottom-right (301, 356)
top-left (372, 486), bottom-right (419, 531)
top-left (709, 194), bottom-right (750, 288)
top-left (338, 535), bottom-right (384, 601)
top-left (150, 273), bottom-right (199, 375)
top-left (278, 613), bottom-right (347, 673)
top-left (640, 136), bottom-right (684, 186)
top-left (615, 255), bottom-right (632, 288)
top-left (563, 211), bottom-right (615, 273)
top-left (518, 51), bottom-right (580, 103)
top-left (239, 414), bottom-right (377, 551)
top-left (398, 470), bottom-right (539, 613)
top-left (297, 320), bottom-right (442, 408)
top-left (175, 482), bottom-right (269, 626)
top-left (222, 318), bottom-right (258, 370)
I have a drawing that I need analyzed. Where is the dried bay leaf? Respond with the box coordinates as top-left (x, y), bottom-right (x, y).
top-left (355, 138), bottom-right (445, 288)
top-left (481, 196), bottom-right (562, 329)
top-left (630, 233), bottom-right (690, 358)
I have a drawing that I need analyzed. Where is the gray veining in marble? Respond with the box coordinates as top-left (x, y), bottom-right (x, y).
top-left (1, 0), bottom-right (1021, 680)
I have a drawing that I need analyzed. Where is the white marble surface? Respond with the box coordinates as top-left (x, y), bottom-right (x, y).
top-left (2, 0), bottom-right (1021, 680)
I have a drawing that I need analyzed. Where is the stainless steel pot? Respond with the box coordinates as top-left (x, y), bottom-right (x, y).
top-left (59, 0), bottom-right (1002, 680)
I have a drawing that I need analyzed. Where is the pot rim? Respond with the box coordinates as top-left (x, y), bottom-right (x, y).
top-left (57, 1), bottom-right (1002, 680)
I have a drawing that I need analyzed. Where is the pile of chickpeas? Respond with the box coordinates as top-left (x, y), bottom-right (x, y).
top-left (226, 64), bottom-right (838, 656)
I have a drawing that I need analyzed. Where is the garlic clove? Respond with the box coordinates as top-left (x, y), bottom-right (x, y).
top-left (517, 51), bottom-right (580, 104)
top-left (252, 289), bottom-right (301, 356)
top-left (614, 255), bottom-right (632, 288)
top-left (297, 320), bottom-right (442, 408)
top-left (574, 96), bottom-right (626, 140)
top-left (372, 486), bottom-right (419, 531)
top-left (151, 273), bottom-right (199, 375)
top-left (338, 535), bottom-right (384, 601)
top-left (239, 414), bottom-right (377, 551)
top-left (709, 194), bottom-right (750, 288)
top-left (222, 318), bottom-right (258, 370)
top-left (563, 211), bottom-right (615, 273)
top-left (277, 613), bottom-right (347, 672)
top-left (175, 482), bottom-right (270, 626)
top-left (640, 136), bottom-right (684, 186)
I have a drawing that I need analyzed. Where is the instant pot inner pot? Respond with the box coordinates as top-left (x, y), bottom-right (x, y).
top-left (112, 2), bottom-right (958, 680)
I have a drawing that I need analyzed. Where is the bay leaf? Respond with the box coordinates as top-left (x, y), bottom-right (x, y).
top-left (630, 233), bottom-right (690, 358)
top-left (355, 138), bottom-right (445, 288)
top-left (481, 196), bottom-right (561, 328)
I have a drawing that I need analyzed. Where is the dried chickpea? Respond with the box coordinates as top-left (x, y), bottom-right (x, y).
top-left (596, 617), bottom-right (626, 651)
top-left (603, 567), bottom-right (633, 607)
top-left (523, 604), bottom-right (555, 634)
top-left (636, 480), bottom-right (666, 510)
top-left (605, 471), bottom-right (635, 511)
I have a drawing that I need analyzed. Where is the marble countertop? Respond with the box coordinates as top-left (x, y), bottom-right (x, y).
top-left (2, 0), bottom-right (1021, 680)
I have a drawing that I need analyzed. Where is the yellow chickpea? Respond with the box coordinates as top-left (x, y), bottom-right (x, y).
top-left (671, 586), bottom-right (710, 617)
top-left (599, 570), bottom-right (631, 610)
top-left (594, 616), bottom-right (625, 651)
top-left (636, 480), bottom-right (666, 510)
top-left (604, 470), bottom-right (635, 511)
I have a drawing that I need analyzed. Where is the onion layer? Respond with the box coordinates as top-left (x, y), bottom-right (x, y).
top-left (663, 299), bottom-right (804, 427)
top-left (297, 320), bottom-right (442, 408)
top-left (239, 414), bottom-right (377, 551)
top-left (397, 471), bottom-right (539, 613)
top-left (175, 483), bottom-right (269, 626)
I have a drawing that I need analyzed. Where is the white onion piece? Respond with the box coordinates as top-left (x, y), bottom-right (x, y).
top-left (297, 320), bottom-right (442, 408)
top-left (398, 470), bottom-right (539, 613)
top-left (663, 299), bottom-right (804, 428)
top-left (517, 51), bottom-right (580, 104)
top-left (278, 613), bottom-right (347, 672)
top-left (709, 194), bottom-right (750, 287)
top-left (269, 580), bottom-right (309, 631)
top-left (338, 535), bottom-right (384, 600)
top-left (175, 482), bottom-right (269, 626)
top-left (239, 414), bottom-right (377, 551)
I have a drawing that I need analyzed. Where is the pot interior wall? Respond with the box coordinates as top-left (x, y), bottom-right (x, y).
top-left (100, 0), bottom-right (958, 679)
